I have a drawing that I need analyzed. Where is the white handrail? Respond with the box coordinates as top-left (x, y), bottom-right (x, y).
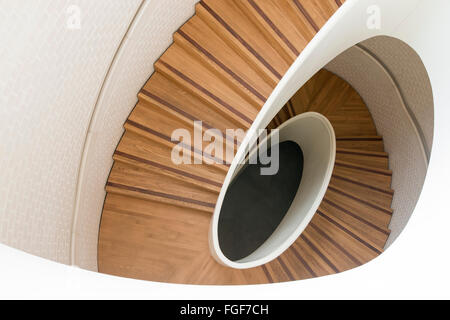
top-left (210, 113), bottom-right (335, 269)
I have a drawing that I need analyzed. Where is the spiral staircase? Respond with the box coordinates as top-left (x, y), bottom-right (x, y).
top-left (98, 0), bottom-right (394, 284)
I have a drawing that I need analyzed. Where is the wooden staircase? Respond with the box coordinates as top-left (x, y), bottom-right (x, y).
top-left (98, 0), bottom-right (394, 284)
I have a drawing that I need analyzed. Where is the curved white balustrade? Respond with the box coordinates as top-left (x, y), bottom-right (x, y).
top-left (210, 112), bottom-right (336, 269)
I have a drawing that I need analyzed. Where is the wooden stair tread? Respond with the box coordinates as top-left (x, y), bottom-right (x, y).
top-left (198, 0), bottom-right (290, 83)
top-left (100, 194), bottom-right (213, 283)
top-left (329, 89), bottom-right (372, 113)
top-left (335, 159), bottom-right (392, 175)
top-left (308, 213), bottom-right (379, 265)
top-left (306, 72), bottom-right (354, 115)
top-left (267, 70), bottom-right (330, 129)
top-left (107, 162), bottom-right (218, 213)
top-left (336, 148), bottom-right (389, 169)
top-left (301, 225), bottom-right (358, 272)
top-left (129, 102), bottom-right (234, 165)
top-left (290, 239), bottom-right (335, 277)
top-left (337, 148), bottom-right (389, 157)
top-left (177, 253), bottom-right (264, 285)
top-left (101, 194), bottom-right (270, 285)
top-left (290, 69), bottom-right (332, 114)
top-left (117, 130), bottom-right (226, 185)
top-left (317, 204), bottom-right (387, 253)
top-left (330, 176), bottom-right (393, 208)
top-left (274, 0), bottom-right (318, 41)
top-left (113, 153), bottom-right (221, 194)
top-left (262, 258), bottom-right (295, 283)
top-left (176, 15), bottom-right (273, 103)
top-left (141, 72), bottom-right (245, 141)
top-left (328, 117), bottom-right (378, 137)
top-left (278, 247), bottom-right (316, 280)
top-left (124, 119), bottom-right (229, 172)
top-left (323, 187), bottom-right (392, 229)
top-left (336, 136), bottom-right (385, 152)
top-left (103, 193), bottom-right (209, 224)
top-left (272, 71), bottom-right (378, 137)
top-left (106, 183), bottom-right (214, 214)
top-left (327, 183), bottom-right (393, 215)
top-left (99, 209), bottom-right (199, 283)
top-left (297, 0), bottom-right (341, 30)
top-left (138, 93), bottom-right (239, 154)
top-left (333, 160), bottom-right (392, 190)
top-left (155, 45), bottom-right (257, 128)
top-left (235, 0), bottom-right (306, 63)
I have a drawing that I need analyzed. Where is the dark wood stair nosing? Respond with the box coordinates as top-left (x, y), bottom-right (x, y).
top-left (113, 150), bottom-right (223, 189)
top-left (316, 209), bottom-right (384, 255)
top-left (336, 136), bottom-right (383, 141)
top-left (336, 148), bottom-right (389, 158)
top-left (156, 60), bottom-right (253, 125)
top-left (335, 160), bottom-right (392, 176)
top-left (332, 173), bottom-right (394, 195)
top-left (139, 89), bottom-right (241, 147)
top-left (260, 265), bottom-right (274, 283)
top-left (292, 0), bottom-right (320, 32)
top-left (318, 206), bottom-right (387, 251)
top-left (300, 233), bottom-right (340, 273)
top-left (248, 0), bottom-right (300, 56)
top-left (327, 184), bottom-right (393, 215)
top-left (276, 256), bottom-right (296, 282)
top-left (125, 119), bottom-right (230, 168)
top-left (199, 1), bottom-right (283, 80)
top-left (289, 243), bottom-right (318, 278)
top-left (309, 221), bottom-right (362, 265)
top-left (322, 197), bottom-right (391, 235)
top-left (106, 182), bottom-right (216, 209)
top-left (176, 29), bottom-right (268, 103)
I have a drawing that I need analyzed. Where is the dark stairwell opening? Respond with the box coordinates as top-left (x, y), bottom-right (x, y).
top-left (218, 141), bottom-right (304, 261)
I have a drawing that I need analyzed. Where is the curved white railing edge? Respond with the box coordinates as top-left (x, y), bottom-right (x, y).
top-left (209, 112), bottom-right (336, 269)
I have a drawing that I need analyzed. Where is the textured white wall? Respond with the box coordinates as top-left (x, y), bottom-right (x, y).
top-left (325, 37), bottom-right (432, 246)
top-left (0, 0), bottom-right (142, 264)
top-left (358, 37), bottom-right (434, 159)
top-left (73, 0), bottom-right (199, 271)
